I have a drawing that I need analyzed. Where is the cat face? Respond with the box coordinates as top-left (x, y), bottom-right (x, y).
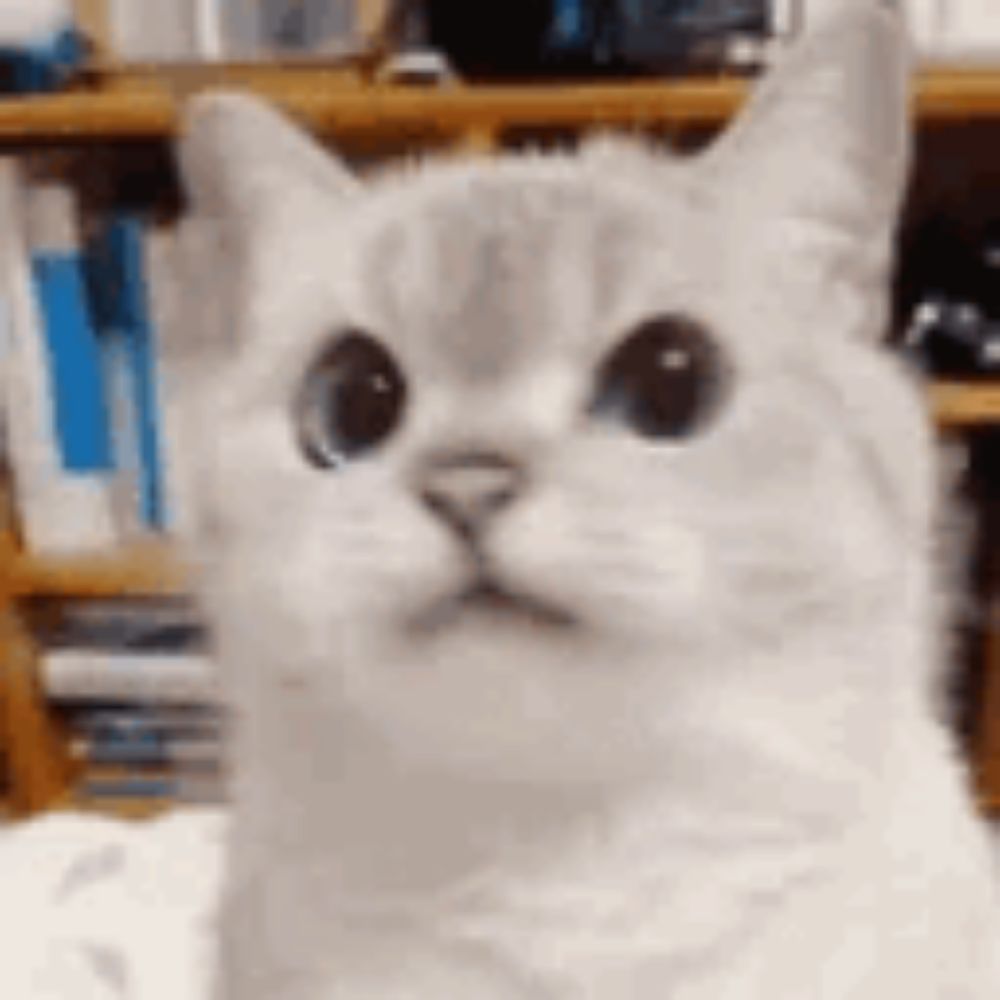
top-left (175, 2), bottom-right (928, 785)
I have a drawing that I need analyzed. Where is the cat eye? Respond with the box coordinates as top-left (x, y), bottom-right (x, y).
top-left (294, 332), bottom-right (407, 469)
top-left (590, 314), bottom-right (726, 439)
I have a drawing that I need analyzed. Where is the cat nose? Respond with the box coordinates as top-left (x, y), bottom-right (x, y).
top-left (417, 451), bottom-right (525, 541)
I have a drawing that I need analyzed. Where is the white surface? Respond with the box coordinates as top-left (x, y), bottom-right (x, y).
top-left (0, 809), bottom-right (225, 1000)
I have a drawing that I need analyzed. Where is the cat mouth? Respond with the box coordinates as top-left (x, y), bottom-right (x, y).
top-left (410, 579), bottom-right (578, 634)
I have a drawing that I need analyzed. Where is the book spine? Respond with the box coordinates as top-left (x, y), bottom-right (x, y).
top-left (217, 0), bottom-right (359, 58)
top-left (80, 774), bottom-right (178, 799)
top-left (86, 214), bottom-right (168, 532)
top-left (144, 222), bottom-right (197, 537)
top-left (66, 704), bottom-right (223, 739)
top-left (768, 0), bottom-right (803, 39)
top-left (0, 164), bottom-right (117, 553)
top-left (29, 184), bottom-right (113, 474)
top-left (80, 773), bottom-right (224, 803)
top-left (194, 0), bottom-right (223, 60)
top-left (73, 733), bottom-right (223, 769)
top-left (43, 649), bottom-right (218, 703)
top-left (106, 0), bottom-right (201, 61)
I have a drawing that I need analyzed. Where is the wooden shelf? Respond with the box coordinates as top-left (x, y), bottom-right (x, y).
top-left (0, 66), bottom-right (1000, 143)
top-left (929, 381), bottom-right (1000, 428)
top-left (7, 539), bottom-right (186, 599)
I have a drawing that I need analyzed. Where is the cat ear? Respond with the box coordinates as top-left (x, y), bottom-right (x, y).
top-left (702, 0), bottom-right (911, 251)
top-left (177, 91), bottom-right (359, 226)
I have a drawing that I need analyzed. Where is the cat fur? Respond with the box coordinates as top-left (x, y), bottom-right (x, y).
top-left (170, 1), bottom-right (1000, 996)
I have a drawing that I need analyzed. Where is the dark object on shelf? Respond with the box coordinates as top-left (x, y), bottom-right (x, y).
top-left (43, 598), bottom-right (207, 652)
top-left (902, 297), bottom-right (1000, 380)
top-left (0, 28), bottom-right (85, 93)
top-left (898, 215), bottom-right (1000, 379)
top-left (418, 0), bottom-right (770, 79)
top-left (612, 0), bottom-right (769, 73)
top-left (422, 0), bottom-right (553, 76)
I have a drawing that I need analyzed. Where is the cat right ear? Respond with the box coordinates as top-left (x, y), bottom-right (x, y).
top-left (177, 91), bottom-right (359, 228)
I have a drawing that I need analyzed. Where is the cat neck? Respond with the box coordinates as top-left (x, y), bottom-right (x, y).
top-left (228, 680), bottom-right (869, 903)
top-left (221, 630), bottom-right (955, 995)
top-left (226, 700), bottom-right (880, 997)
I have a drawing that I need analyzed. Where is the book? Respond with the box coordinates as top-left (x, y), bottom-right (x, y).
top-left (85, 213), bottom-right (169, 533)
top-left (44, 650), bottom-right (218, 703)
top-left (216, 0), bottom-right (363, 59)
top-left (0, 162), bottom-right (118, 553)
top-left (72, 729), bottom-right (223, 769)
top-left (106, 0), bottom-right (202, 61)
top-left (65, 701), bottom-right (223, 741)
top-left (61, 699), bottom-right (224, 766)
top-left (140, 222), bottom-right (189, 536)
top-left (0, 0), bottom-right (83, 92)
top-left (80, 771), bottom-right (225, 803)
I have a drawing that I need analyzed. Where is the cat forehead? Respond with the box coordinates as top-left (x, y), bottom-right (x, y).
top-left (329, 155), bottom-right (712, 382)
top-left (360, 152), bottom-right (694, 240)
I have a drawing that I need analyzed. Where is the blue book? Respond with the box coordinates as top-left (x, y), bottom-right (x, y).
top-left (86, 215), bottom-right (168, 531)
top-left (0, 26), bottom-right (84, 92)
top-left (0, 1), bottom-right (84, 92)
top-left (82, 776), bottom-right (177, 800)
top-left (549, 0), bottom-right (591, 53)
top-left (0, 170), bottom-right (116, 552)
top-left (30, 250), bottom-right (114, 475)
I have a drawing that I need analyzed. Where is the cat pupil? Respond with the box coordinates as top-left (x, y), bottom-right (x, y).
top-left (590, 314), bottom-right (725, 440)
top-left (294, 331), bottom-right (407, 469)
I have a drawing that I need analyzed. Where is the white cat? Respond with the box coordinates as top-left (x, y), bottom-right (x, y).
top-left (171, 1), bottom-right (1000, 997)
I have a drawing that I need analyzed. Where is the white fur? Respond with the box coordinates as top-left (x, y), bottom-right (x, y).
top-left (171, 1), bottom-right (1000, 997)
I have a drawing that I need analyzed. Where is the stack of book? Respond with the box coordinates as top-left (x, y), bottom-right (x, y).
top-left (43, 599), bottom-right (225, 806)
top-left (63, 700), bottom-right (226, 806)
top-left (63, 701), bottom-right (226, 807)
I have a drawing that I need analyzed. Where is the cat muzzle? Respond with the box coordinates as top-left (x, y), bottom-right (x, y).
top-left (410, 576), bottom-right (578, 634)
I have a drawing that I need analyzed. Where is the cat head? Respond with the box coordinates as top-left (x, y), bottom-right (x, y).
top-left (172, 1), bottom-right (928, 790)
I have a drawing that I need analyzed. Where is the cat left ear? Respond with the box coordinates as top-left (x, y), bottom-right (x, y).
top-left (702, 0), bottom-right (912, 249)
top-left (178, 91), bottom-right (359, 225)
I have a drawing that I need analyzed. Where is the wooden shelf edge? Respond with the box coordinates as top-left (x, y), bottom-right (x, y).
top-left (929, 381), bottom-right (1000, 428)
top-left (8, 539), bottom-right (188, 598)
top-left (976, 793), bottom-right (1000, 816)
top-left (0, 67), bottom-right (999, 142)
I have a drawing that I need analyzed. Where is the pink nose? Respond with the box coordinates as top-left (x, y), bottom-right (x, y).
top-left (417, 452), bottom-right (525, 541)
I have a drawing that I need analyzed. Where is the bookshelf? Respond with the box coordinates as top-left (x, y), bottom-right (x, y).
top-left (0, 65), bottom-right (999, 819)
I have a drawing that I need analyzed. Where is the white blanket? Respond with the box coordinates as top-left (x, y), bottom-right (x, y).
top-left (0, 809), bottom-right (225, 1000)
